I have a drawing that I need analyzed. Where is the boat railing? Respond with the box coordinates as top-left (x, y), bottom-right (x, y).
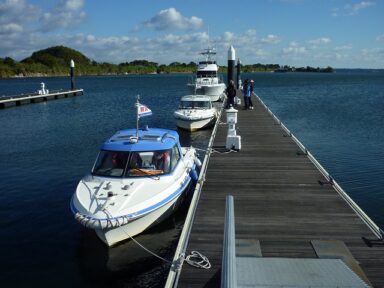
top-left (221, 195), bottom-right (237, 288)
top-left (161, 133), bottom-right (177, 143)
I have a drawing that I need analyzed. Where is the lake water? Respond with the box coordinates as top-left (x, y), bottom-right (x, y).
top-left (0, 70), bottom-right (383, 287)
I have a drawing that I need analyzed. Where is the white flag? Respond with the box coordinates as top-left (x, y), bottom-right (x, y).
top-left (138, 104), bottom-right (152, 118)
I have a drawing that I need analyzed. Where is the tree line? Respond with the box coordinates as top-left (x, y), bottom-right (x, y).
top-left (0, 46), bottom-right (333, 78)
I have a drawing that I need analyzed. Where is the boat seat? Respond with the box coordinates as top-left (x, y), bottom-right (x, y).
top-left (128, 168), bottom-right (163, 176)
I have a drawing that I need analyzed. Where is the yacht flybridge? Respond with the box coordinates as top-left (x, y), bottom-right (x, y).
top-left (187, 47), bottom-right (226, 102)
top-left (71, 98), bottom-right (200, 246)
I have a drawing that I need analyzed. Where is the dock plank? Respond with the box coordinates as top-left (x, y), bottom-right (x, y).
top-left (176, 94), bottom-right (384, 287)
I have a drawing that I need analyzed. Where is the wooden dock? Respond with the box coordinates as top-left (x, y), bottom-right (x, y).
top-left (0, 89), bottom-right (84, 109)
top-left (166, 93), bottom-right (384, 287)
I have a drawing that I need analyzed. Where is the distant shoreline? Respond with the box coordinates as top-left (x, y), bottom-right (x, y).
top-left (1, 68), bottom-right (383, 80)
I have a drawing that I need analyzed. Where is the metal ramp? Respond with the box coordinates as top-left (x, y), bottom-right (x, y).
top-left (221, 195), bottom-right (371, 288)
top-left (236, 257), bottom-right (370, 288)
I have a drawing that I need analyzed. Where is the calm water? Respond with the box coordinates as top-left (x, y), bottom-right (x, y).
top-left (0, 70), bottom-right (383, 287)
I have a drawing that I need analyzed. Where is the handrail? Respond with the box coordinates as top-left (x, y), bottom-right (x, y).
top-left (221, 195), bottom-right (237, 288)
top-left (254, 92), bottom-right (383, 239)
top-left (165, 100), bottom-right (226, 288)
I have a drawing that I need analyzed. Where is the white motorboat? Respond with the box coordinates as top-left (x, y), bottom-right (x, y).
top-left (187, 47), bottom-right (226, 102)
top-left (71, 100), bottom-right (200, 246)
top-left (174, 95), bottom-right (218, 131)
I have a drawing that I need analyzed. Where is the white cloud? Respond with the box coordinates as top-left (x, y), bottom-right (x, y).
top-left (331, 7), bottom-right (340, 17)
top-left (333, 1), bottom-right (375, 16)
top-left (334, 45), bottom-right (353, 51)
top-left (40, 0), bottom-right (86, 31)
top-left (282, 42), bottom-right (307, 57)
top-left (0, 0), bottom-right (86, 57)
top-left (0, 0), bottom-right (41, 25)
top-left (376, 34), bottom-right (384, 41)
top-left (358, 48), bottom-right (384, 67)
top-left (142, 8), bottom-right (203, 31)
top-left (346, 1), bottom-right (375, 15)
top-left (261, 34), bottom-right (280, 44)
top-left (0, 23), bottom-right (23, 34)
top-left (308, 37), bottom-right (331, 45)
top-left (222, 32), bottom-right (235, 42)
top-left (361, 48), bottom-right (384, 58)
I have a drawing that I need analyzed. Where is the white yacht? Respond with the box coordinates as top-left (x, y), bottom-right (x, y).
top-left (187, 47), bottom-right (226, 102)
top-left (174, 95), bottom-right (218, 132)
top-left (70, 100), bottom-right (200, 246)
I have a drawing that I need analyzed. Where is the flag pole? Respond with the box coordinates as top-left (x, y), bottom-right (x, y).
top-left (136, 95), bottom-right (140, 140)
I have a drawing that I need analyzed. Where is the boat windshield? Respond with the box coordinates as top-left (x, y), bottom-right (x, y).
top-left (180, 100), bottom-right (211, 109)
top-left (92, 147), bottom-right (179, 177)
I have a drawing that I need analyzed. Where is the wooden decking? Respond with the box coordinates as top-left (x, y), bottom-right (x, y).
top-left (175, 94), bottom-right (384, 287)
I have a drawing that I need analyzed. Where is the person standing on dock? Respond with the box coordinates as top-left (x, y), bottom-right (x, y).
top-left (243, 79), bottom-right (253, 110)
top-left (225, 80), bottom-right (237, 109)
top-left (249, 80), bottom-right (254, 109)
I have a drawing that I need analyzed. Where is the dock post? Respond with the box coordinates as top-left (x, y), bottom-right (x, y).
top-left (227, 46), bottom-right (235, 86)
top-left (236, 58), bottom-right (241, 89)
top-left (225, 107), bottom-right (241, 150)
top-left (221, 195), bottom-right (237, 288)
top-left (70, 59), bottom-right (75, 90)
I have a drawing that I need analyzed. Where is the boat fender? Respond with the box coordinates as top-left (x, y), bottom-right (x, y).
top-left (190, 168), bottom-right (198, 182)
top-left (194, 157), bottom-right (202, 168)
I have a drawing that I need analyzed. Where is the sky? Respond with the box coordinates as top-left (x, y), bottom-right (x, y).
top-left (0, 0), bottom-right (383, 68)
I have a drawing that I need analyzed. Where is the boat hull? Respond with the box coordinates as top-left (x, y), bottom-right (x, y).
top-left (175, 116), bottom-right (216, 131)
top-left (95, 181), bottom-right (190, 246)
top-left (187, 83), bottom-right (226, 101)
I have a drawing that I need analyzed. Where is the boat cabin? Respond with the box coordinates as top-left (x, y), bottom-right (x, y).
top-left (179, 95), bottom-right (213, 110)
top-left (91, 128), bottom-right (182, 177)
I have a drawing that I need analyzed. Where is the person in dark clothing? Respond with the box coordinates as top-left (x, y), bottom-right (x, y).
top-left (249, 80), bottom-right (254, 109)
top-left (242, 79), bottom-right (251, 109)
top-left (225, 80), bottom-right (237, 109)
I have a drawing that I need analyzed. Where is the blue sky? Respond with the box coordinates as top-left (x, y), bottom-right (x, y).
top-left (0, 0), bottom-right (383, 68)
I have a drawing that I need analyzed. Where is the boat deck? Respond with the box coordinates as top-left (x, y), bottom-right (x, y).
top-left (173, 93), bottom-right (384, 287)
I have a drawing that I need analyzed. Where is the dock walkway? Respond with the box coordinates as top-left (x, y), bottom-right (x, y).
top-left (0, 89), bottom-right (83, 109)
top-left (170, 93), bottom-right (384, 287)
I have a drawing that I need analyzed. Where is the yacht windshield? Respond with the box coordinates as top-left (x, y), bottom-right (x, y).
top-left (180, 100), bottom-right (210, 109)
top-left (92, 148), bottom-right (177, 177)
top-left (197, 71), bottom-right (217, 77)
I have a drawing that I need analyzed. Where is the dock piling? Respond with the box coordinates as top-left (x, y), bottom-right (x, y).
top-left (70, 59), bottom-right (75, 90)
top-left (227, 46), bottom-right (235, 86)
top-left (236, 58), bottom-right (241, 89)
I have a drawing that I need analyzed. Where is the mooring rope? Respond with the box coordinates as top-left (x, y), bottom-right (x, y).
top-left (194, 147), bottom-right (238, 154)
top-left (185, 251), bottom-right (211, 269)
top-left (103, 208), bottom-right (211, 269)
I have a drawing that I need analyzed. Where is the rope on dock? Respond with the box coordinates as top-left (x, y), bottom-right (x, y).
top-left (194, 147), bottom-right (238, 155)
top-left (185, 251), bottom-right (211, 269)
